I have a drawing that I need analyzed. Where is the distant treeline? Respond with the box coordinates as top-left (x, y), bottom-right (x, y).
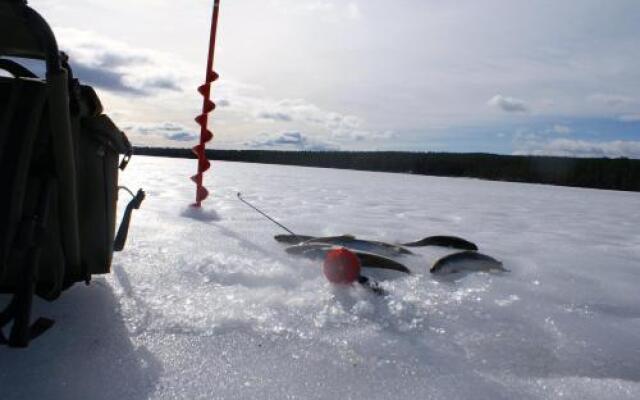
top-left (134, 147), bottom-right (640, 192)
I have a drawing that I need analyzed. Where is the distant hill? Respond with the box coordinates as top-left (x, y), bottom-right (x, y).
top-left (133, 147), bottom-right (640, 192)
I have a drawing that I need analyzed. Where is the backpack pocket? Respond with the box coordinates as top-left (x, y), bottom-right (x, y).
top-left (77, 114), bottom-right (132, 277)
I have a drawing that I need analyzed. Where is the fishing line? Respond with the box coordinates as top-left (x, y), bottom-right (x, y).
top-left (237, 192), bottom-right (299, 238)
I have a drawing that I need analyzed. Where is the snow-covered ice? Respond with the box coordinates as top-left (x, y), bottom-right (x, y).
top-left (2, 156), bottom-right (640, 400)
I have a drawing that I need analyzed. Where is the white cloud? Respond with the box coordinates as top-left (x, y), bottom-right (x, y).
top-left (245, 131), bottom-right (338, 151)
top-left (588, 94), bottom-right (636, 108)
top-left (488, 95), bottom-right (528, 113)
top-left (123, 122), bottom-right (199, 145)
top-left (50, 26), bottom-right (382, 148)
top-left (272, 0), bottom-right (361, 21)
top-left (619, 114), bottom-right (640, 122)
top-left (55, 27), bottom-right (186, 95)
top-left (257, 112), bottom-right (293, 122)
top-left (347, 3), bottom-right (362, 20)
top-left (515, 138), bottom-right (640, 159)
top-left (552, 124), bottom-right (572, 134)
top-left (226, 93), bottom-right (380, 143)
top-left (34, 1), bottom-right (640, 151)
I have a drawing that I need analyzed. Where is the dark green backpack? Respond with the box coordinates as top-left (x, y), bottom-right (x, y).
top-left (0, 0), bottom-right (144, 347)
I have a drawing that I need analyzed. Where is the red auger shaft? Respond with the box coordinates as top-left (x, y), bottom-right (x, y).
top-left (192, 0), bottom-right (221, 207)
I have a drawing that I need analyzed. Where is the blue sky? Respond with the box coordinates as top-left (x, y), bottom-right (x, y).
top-left (25, 0), bottom-right (640, 157)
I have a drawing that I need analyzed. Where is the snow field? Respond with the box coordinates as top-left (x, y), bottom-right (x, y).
top-left (2, 156), bottom-right (639, 400)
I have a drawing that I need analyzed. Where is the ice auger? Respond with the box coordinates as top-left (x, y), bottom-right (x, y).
top-left (192, 0), bottom-right (222, 207)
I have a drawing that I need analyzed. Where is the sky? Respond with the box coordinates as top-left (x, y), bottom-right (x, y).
top-left (21, 0), bottom-right (640, 157)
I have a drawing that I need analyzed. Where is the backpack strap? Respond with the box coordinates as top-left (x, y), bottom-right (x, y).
top-left (0, 58), bottom-right (37, 78)
top-left (113, 188), bottom-right (146, 252)
top-left (0, 79), bottom-right (22, 173)
top-left (0, 178), bottom-right (56, 347)
top-left (1, 78), bottom-right (45, 273)
top-left (0, 78), bottom-right (60, 347)
top-left (47, 69), bottom-right (81, 272)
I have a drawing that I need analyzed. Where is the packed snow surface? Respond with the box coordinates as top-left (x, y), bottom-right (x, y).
top-left (2, 156), bottom-right (640, 400)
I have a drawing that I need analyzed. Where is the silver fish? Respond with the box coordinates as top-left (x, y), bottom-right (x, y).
top-left (285, 242), bottom-right (411, 274)
top-left (275, 233), bottom-right (478, 252)
top-left (278, 234), bottom-right (413, 257)
top-left (431, 251), bottom-right (506, 275)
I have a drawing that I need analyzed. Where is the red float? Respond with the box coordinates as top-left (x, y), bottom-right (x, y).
top-left (323, 247), bottom-right (362, 284)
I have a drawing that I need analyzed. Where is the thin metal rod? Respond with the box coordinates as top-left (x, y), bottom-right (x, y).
top-left (237, 192), bottom-right (298, 236)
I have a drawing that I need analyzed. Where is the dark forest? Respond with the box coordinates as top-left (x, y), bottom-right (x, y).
top-left (134, 147), bottom-right (640, 192)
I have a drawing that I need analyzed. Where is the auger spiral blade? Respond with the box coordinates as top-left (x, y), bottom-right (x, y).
top-left (192, 0), bottom-right (222, 207)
